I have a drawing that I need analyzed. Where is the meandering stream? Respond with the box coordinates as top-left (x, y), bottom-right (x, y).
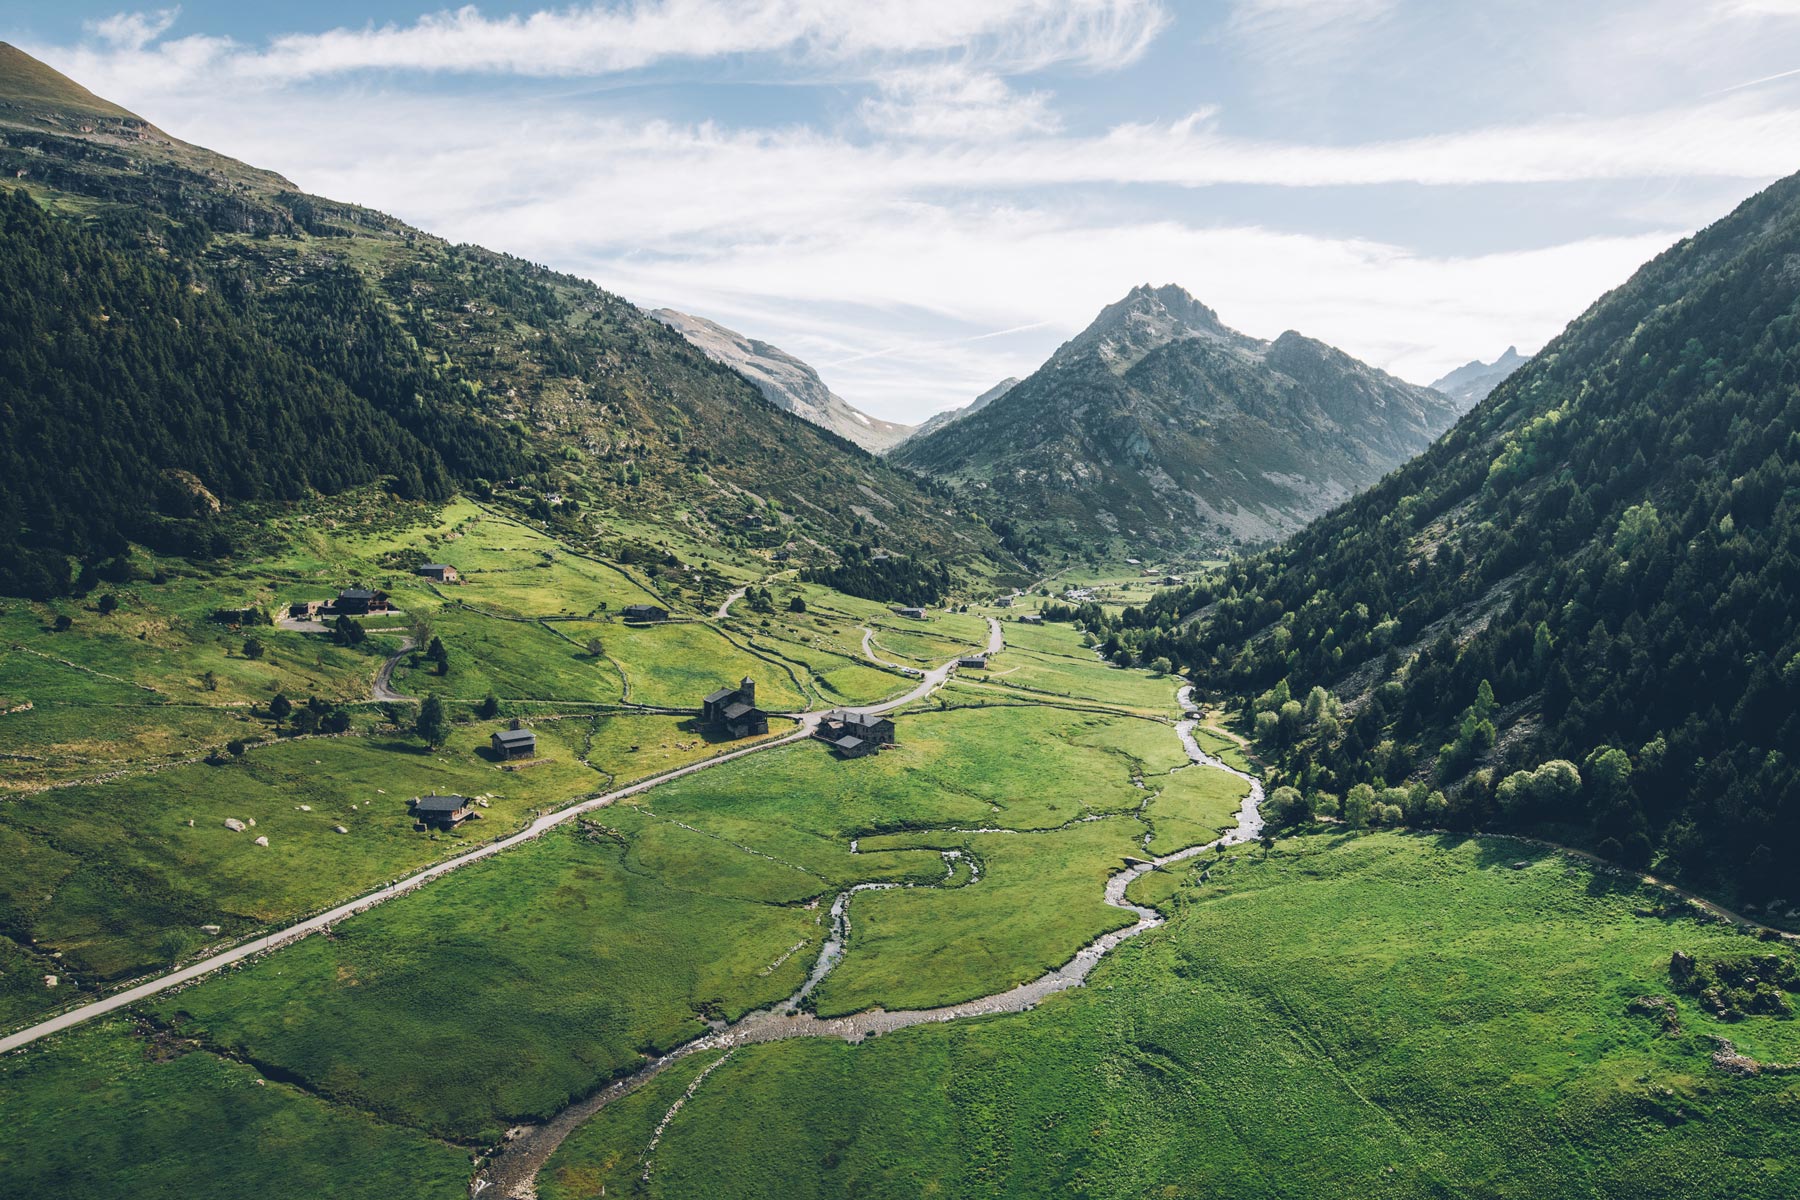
top-left (473, 684), bottom-right (1262, 1198)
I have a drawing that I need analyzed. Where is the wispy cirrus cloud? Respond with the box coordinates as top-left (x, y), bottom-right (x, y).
top-left (49, 0), bottom-right (1169, 98)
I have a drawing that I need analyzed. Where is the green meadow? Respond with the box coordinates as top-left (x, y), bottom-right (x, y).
top-left (0, 1018), bottom-right (467, 1200)
top-left (0, 709), bottom-right (778, 1005)
top-left (543, 832), bottom-right (1800, 1200)
top-left (148, 816), bottom-right (826, 1141)
top-left (86, 703), bottom-right (1202, 1151)
top-left (592, 619), bottom-right (810, 711)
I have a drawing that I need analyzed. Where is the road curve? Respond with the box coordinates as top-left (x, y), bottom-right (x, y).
top-left (371, 636), bottom-right (417, 702)
top-left (0, 622), bottom-right (1005, 1056)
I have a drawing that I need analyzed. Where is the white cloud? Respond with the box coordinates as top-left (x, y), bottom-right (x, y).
top-left (1714, 0), bottom-right (1800, 17)
top-left (49, 0), bottom-right (1169, 97)
top-left (860, 65), bottom-right (1059, 139)
top-left (84, 7), bottom-right (180, 51)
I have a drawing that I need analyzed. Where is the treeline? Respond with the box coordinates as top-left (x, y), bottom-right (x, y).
top-left (0, 188), bottom-right (529, 597)
top-left (1089, 172), bottom-right (1800, 905)
top-left (802, 545), bottom-right (951, 606)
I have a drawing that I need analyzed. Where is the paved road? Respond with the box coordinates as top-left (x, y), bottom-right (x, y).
top-left (715, 587), bottom-right (746, 619)
top-left (0, 618), bottom-right (1004, 1056)
top-left (371, 636), bottom-right (416, 702)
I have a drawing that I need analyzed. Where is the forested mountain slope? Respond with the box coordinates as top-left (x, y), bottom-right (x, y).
top-left (893, 284), bottom-right (1466, 559)
top-left (0, 45), bottom-right (1021, 597)
top-left (1103, 171), bottom-right (1800, 905)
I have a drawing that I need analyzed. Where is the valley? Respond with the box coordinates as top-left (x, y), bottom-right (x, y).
top-left (1, 37), bottom-right (1798, 1200)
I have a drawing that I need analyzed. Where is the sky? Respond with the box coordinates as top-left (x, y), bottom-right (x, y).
top-left (5, 2), bottom-right (1800, 423)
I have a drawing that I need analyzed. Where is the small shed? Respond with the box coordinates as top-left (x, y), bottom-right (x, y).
top-left (411, 794), bottom-right (474, 827)
top-left (893, 606), bottom-right (927, 620)
top-left (418, 564), bottom-right (460, 583)
top-left (958, 655), bottom-right (988, 669)
top-left (622, 603), bottom-right (669, 623)
top-left (491, 728), bottom-right (537, 759)
top-left (1018, 613), bottom-right (1045, 625)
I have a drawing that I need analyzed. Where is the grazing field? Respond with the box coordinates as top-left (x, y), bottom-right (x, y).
top-left (0, 586), bottom-right (393, 708)
top-left (0, 1018), bottom-right (467, 1200)
top-left (736, 626), bottom-right (908, 706)
top-left (542, 832), bottom-right (1800, 1200)
top-left (981, 645), bottom-right (1179, 712)
top-left (593, 620), bottom-right (810, 711)
top-left (0, 721), bottom-right (603, 988)
top-left (0, 710), bottom-right (769, 1004)
top-left (636, 704), bottom-right (1188, 838)
top-left (1140, 762), bottom-right (1248, 853)
top-left (0, 701), bottom-right (254, 788)
top-left (149, 818), bottom-right (828, 1141)
top-left (812, 817), bottom-right (1147, 1016)
top-left (388, 605), bottom-right (625, 703)
top-left (1191, 718), bottom-right (1255, 773)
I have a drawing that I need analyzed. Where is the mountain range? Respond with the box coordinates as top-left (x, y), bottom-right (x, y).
top-left (907, 378), bottom-right (1022, 443)
top-left (651, 309), bottom-right (914, 453)
top-left (891, 283), bottom-right (1469, 557)
top-left (1429, 345), bottom-right (1530, 406)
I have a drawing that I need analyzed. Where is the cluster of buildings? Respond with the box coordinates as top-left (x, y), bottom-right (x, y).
top-left (814, 710), bottom-right (895, 759)
top-left (696, 676), bottom-right (901, 759)
top-left (288, 586), bottom-right (393, 621)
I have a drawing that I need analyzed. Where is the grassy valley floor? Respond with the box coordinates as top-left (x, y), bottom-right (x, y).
top-left (540, 832), bottom-right (1800, 1200)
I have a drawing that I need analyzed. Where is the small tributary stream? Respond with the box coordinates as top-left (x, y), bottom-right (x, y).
top-left (473, 684), bottom-right (1262, 1198)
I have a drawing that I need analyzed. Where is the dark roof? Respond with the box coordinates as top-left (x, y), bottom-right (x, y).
top-left (704, 686), bottom-right (737, 704)
top-left (414, 794), bottom-right (468, 813)
top-left (827, 709), bottom-right (887, 731)
top-left (623, 603), bottom-right (665, 615)
top-left (722, 701), bottom-right (758, 721)
top-left (493, 728), bottom-right (535, 745)
top-left (420, 563), bottom-right (453, 572)
top-left (833, 735), bottom-right (869, 750)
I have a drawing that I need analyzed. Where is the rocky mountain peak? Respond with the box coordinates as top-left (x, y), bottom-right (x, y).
top-left (1054, 282), bottom-right (1231, 373)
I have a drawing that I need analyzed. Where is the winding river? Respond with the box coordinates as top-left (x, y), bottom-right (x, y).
top-left (474, 684), bottom-right (1263, 1197)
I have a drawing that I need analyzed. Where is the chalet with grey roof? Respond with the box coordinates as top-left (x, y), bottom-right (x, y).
top-left (491, 727), bottom-right (537, 759)
top-left (411, 794), bottom-right (475, 827)
top-left (815, 709), bottom-right (896, 757)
